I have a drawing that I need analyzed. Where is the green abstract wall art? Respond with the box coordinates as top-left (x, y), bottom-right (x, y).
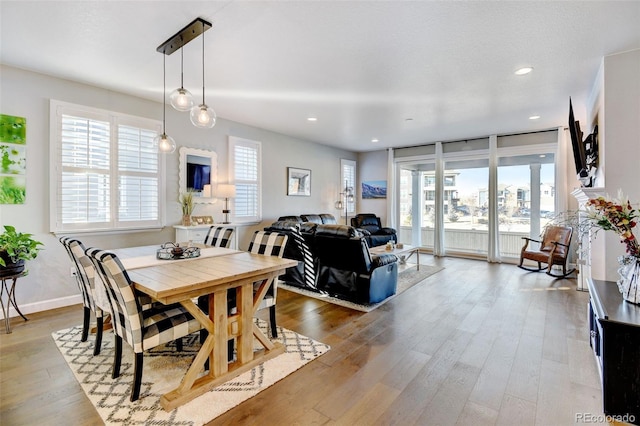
top-left (0, 114), bottom-right (27, 204)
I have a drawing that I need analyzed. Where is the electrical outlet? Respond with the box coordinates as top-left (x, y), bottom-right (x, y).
top-left (70, 266), bottom-right (76, 277)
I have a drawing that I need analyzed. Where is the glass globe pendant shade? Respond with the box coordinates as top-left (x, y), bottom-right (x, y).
top-left (190, 103), bottom-right (216, 129)
top-left (169, 87), bottom-right (194, 111)
top-left (154, 132), bottom-right (176, 154)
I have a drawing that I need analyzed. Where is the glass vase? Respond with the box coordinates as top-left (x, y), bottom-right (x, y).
top-left (617, 255), bottom-right (640, 304)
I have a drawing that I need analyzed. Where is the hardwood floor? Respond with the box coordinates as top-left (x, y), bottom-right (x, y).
top-left (0, 257), bottom-right (609, 425)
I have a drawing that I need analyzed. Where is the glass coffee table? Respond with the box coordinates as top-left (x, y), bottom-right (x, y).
top-left (370, 244), bottom-right (420, 270)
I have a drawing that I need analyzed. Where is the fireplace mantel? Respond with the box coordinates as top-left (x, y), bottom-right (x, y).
top-left (571, 187), bottom-right (605, 205)
top-left (571, 187), bottom-right (606, 291)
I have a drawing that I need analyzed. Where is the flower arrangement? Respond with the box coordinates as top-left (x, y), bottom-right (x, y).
top-left (585, 191), bottom-right (639, 258)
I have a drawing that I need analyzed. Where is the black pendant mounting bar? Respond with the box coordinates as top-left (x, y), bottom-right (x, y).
top-left (156, 17), bottom-right (212, 55)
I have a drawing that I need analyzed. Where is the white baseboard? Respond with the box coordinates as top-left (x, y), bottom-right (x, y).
top-left (0, 294), bottom-right (82, 320)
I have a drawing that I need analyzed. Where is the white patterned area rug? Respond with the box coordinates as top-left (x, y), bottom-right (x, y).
top-left (280, 264), bottom-right (444, 313)
top-left (52, 319), bottom-right (329, 425)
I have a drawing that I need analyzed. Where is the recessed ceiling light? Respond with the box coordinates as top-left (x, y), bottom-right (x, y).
top-left (371, 138), bottom-right (379, 143)
top-left (529, 115), bottom-right (540, 120)
top-left (307, 117), bottom-right (317, 122)
top-left (515, 67), bottom-right (533, 75)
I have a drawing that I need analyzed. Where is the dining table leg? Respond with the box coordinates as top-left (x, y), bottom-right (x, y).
top-left (237, 281), bottom-right (254, 364)
top-left (212, 287), bottom-right (229, 376)
top-left (159, 271), bottom-right (286, 411)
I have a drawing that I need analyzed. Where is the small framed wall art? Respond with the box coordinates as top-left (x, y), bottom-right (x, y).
top-left (287, 167), bottom-right (311, 196)
top-left (362, 180), bottom-right (387, 199)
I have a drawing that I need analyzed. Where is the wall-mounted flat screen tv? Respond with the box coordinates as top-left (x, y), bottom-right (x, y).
top-left (568, 97), bottom-right (587, 178)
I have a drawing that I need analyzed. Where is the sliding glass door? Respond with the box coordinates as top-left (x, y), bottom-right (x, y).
top-left (393, 130), bottom-right (558, 262)
top-left (442, 158), bottom-right (489, 256)
top-left (497, 153), bottom-right (556, 259)
top-left (398, 163), bottom-right (435, 249)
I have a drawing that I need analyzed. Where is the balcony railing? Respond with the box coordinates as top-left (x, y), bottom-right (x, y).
top-left (398, 226), bottom-right (527, 258)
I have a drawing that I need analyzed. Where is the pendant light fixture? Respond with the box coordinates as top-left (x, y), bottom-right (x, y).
top-left (169, 37), bottom-right (194, 112)
top-left (153, 53), bottom-right (176, 154)
top-left (190, 19), bottom-right (216, 129)
top-left (157, 17), bottom-right (213, 130)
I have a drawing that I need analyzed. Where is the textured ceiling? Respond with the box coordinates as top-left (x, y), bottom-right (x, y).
top-left (1, 1), bottom-right (639, 152)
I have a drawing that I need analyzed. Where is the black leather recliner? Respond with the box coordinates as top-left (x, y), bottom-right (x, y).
top-left (277, 215), bottom-right (303, 223)
top-left (264, 220), bottom-right (318, 290)
top-left (314, 224), bottom-right (398, 304)
top-left (350, 213), bottom-right (397, 247)
top-left (276, 213), bottom-right (337, 225)
top-left (267, 213), bottom-right (337, 290)
top-left (301, 214), bottom-right (337, 224)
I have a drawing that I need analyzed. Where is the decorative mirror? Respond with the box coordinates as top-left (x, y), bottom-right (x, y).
top-left (178, 147), bottom-right (218, 204)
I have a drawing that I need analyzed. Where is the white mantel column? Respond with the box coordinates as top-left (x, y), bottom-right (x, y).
top-left (571, 187), bottom-right (606, 291)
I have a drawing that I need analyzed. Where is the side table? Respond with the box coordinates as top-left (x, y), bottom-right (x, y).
top-left (1, 271), bottom-right (28, 333)
top-left (174, 222), bottom-right (258, 250)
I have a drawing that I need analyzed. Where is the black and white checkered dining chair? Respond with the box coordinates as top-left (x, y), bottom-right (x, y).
top-left (203, 225), bottom-right (235, 248)
top-left (59, 237), bottom-right (107, 355)
top-left (86, 248), bottom-right (204, 402)
top-left (246, 230), bottom-right (289, 338)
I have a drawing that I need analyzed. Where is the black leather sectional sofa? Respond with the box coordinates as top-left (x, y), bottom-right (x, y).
top-left (277, 213), bottom-right (338, 225)
top-left (277, 213), bottom-right (397, 248)
top-left (265, 214), bottom-right (398, 304)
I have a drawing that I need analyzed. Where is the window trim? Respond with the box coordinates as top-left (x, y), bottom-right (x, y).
top-left (340, 159), bottom-right (356, 214)
top-left (49, 100), bottom-right (166, 233)
top-left (228, 136), bottom-right (262, 223)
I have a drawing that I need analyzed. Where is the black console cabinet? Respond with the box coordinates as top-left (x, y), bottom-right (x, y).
top-left (588, 278), bottom-right (640, 424)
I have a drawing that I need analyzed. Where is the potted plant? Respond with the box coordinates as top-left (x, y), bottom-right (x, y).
top-left (0, 225), bottom-right (43, 277)
top-left (179, 190), bottom-right (195, 226)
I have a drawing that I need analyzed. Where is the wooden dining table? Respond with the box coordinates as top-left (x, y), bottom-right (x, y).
top-left (116, 245), bottom-right (297, 411)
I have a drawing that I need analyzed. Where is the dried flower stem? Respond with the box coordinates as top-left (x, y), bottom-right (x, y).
top-left (179, 191), bottom-right (195, 216)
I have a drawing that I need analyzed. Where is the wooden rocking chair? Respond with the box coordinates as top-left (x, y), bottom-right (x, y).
top-left (518, 225), bottom-right (575, 278)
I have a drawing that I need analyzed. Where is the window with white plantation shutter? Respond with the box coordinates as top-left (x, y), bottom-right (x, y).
top-left (118, 125), bottom-right (159, 222)
top-left (341, 158), bottom-right (356, 214)
top-left (229, 136), bottom-right (261, 223)
top-left (50, 100), bottom-right (164, 233)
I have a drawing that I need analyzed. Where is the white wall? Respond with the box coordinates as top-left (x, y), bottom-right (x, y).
top-left (599, 49), bottom-right (640, 280)
top-left (358, 150), bottom-right (389, 224)
top-left (0, 65), bottom-right (355, 316)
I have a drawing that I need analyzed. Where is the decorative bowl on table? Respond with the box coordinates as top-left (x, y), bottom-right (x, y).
top-left (156, 242), bottom-right (201, 260)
